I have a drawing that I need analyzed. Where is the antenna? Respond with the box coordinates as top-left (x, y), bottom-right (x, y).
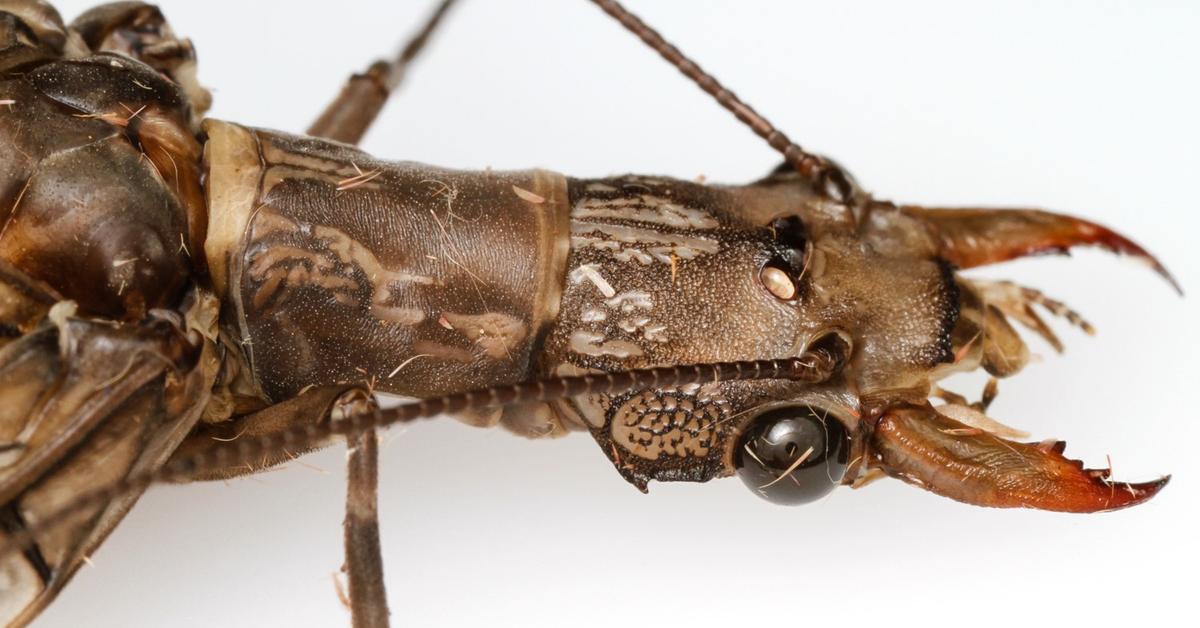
top-left (588, 0), bottom-right (855, 204)
top-left (0, 357), bottom-right (834, 560)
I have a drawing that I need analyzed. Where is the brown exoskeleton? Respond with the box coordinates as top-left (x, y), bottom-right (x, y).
top-left (0, 1), bottom-right (1183, 626)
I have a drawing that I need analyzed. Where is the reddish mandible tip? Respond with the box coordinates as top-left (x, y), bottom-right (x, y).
top-left (870, 405), bottom-right (1170, 513)
top-left (904, 207), bottom-right (1182, 295)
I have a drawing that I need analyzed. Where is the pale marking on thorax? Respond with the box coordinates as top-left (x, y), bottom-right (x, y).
top-left (571, 221), bottom-right (719, 266)
top-left (568, 264), bottom-right (616, 298)
top-left (260, 138), bottom-right (373, 180)
top-left (583, 182), bottom-right (619, 193)
top-left (311, 223), bottom-right (437, 288)
top-left (570, 287), bottom-right (669, 356)
top-left (581, 308), bottom-right (608, 322)
top-left (412, 340), bottom-right (474, 363)
top-left (246, 208), bottom-right (434, 325)
top-left (569, 330), bottom-right (644, 358)
top-left (605, 291), bottom-right (653, 312)
top-left (440, 312), bottom-right (527, 361)
top-left (574, 221), bottom-right (720, 255)
top-left (617, 316), bottom-right (669, 344)
top-left (574, 194), bottom-right (719, 230)
top-left (261, 166), bottom-right (388, 197)
top-left (618, 316), bottom-right (651, 333)
top-left (247, 246), bottom-right (358, 310)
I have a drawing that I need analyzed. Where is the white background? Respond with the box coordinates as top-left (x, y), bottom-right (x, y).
top-left (34, 1), bottom-right (1199, 627)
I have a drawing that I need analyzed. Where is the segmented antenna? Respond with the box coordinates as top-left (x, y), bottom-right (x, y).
top-left (385, 0), bottom-right (459, 90)
top-left (0, 357), bottom-right (831, 560)
top-left (588, 0), bottom-right (855, 204)
top-left (307, 0), bottom-right (459, 143)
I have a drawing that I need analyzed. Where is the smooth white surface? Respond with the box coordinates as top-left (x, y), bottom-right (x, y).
top-left (33, 1), bottom-right (1199, 627)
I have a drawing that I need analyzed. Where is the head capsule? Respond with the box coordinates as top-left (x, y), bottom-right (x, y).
top-left (541, 167), bottom-right (951, 495)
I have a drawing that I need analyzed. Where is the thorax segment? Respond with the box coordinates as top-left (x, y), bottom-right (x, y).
top-left (203, 121), bottom-right (572, 403)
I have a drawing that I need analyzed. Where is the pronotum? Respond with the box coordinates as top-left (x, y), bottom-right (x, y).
top-left (3, 1), bottom-right (1195, 627)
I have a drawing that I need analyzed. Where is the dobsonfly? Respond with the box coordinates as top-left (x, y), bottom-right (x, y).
top-left (0, 0), bottom-right (1192, 626)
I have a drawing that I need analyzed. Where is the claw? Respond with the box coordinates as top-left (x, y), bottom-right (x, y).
top-left (870, 404), bottom-right (1169, 513)
top-left (904, 207), bottom-right (1181, 295)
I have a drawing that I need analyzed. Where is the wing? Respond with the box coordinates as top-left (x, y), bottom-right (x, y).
top-left (0, 264), bottom-right (219, 627)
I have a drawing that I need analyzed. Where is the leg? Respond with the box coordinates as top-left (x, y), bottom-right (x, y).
top-left (303, 5), bottom-right (465, 617)
top-left (342, 419), bottom-right (390, 628)
top-left (929, 379), bottom-right (1026, 440)
top-left (977, 377), bottom-right (999, 412)
top-left (328, 392), bottom-right (390, 628)
top-left (971, 279), bottom-right (1096, 353)
top-left (931, 378), bottom-right (997, 413)
top-left (307, 0), bottom-right (459, 144)
top-left (170, 385), bottom-right (390, 626)
top-left (0, 284), bottom-right (214, 626)
top-left (167, 385), bottom-right (369, 481)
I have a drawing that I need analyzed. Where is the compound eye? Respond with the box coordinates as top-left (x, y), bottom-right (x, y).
top-left (734, 406), bottom-right (849, 505)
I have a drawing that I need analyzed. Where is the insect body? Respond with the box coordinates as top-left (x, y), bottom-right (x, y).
top-left (0, 1), bottom-right (1182, 626)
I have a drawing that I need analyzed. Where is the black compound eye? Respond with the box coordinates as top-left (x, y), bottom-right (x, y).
top-left (769, 215), bottom-right (808, 253)
top-left (734, 406), bottom-right (849, 505)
